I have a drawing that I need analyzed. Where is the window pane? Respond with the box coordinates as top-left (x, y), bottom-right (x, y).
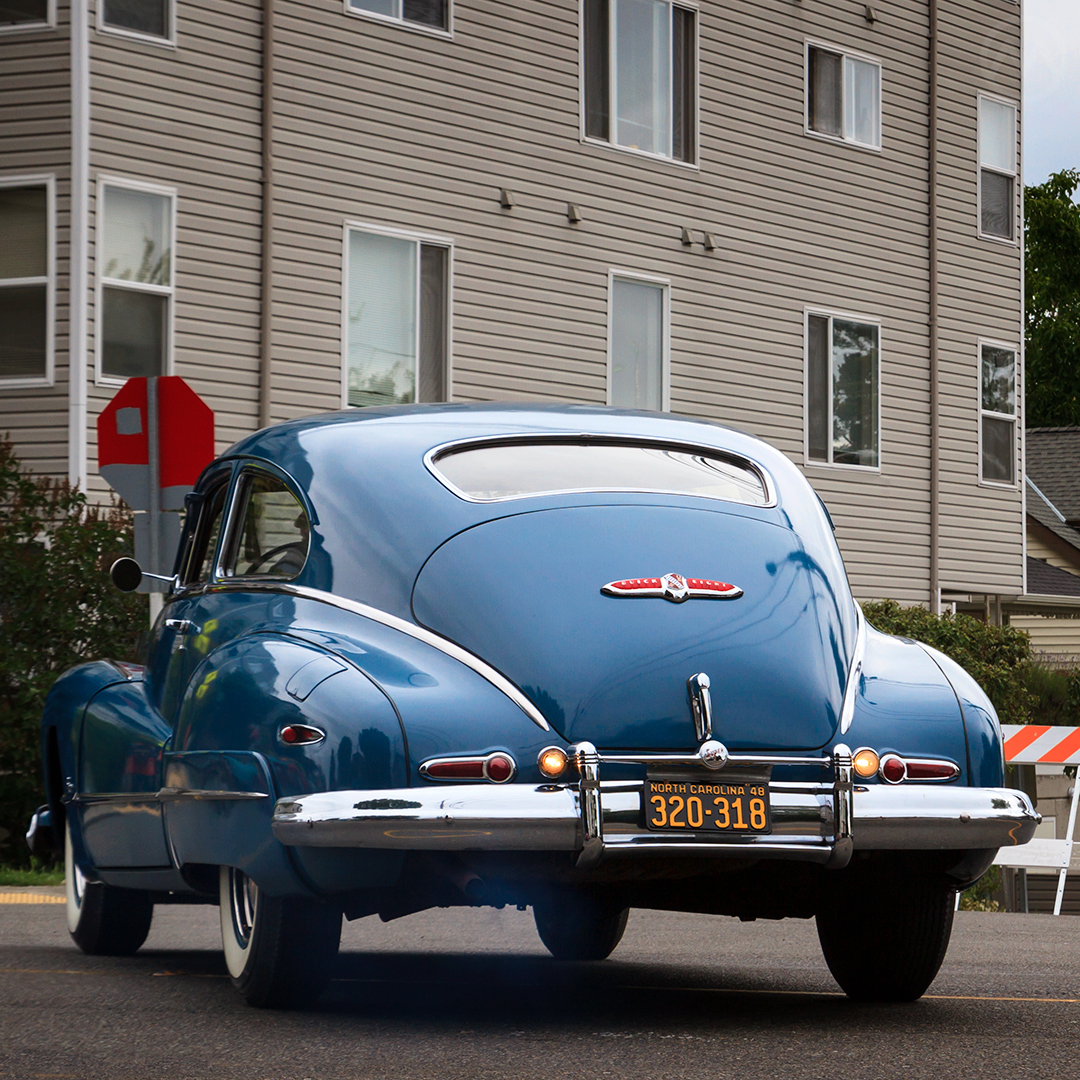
top-left (671, 6), bottom-right (694, 162)
top-left (584, 0), bottom-right (610, 141)
top-left (418, 243), bottom-right (446, 403)
top-left (0, 284), bottom-right (46, 379)
top-left (614, 0), bottom-right (671, 156)
top-left (347, 230), bottom-right (417, 408)
top-left (102, 185), bottom-right (171, 285)
top-left (434, 441), bottom-right (768, 505)
top-left (832, 319), bottom-right (878, 467)
top-left (189, 485), bottom-right (228, 583)
top-left (0, 186), bottom-right (47, 279)
top-left (981, 169), bottom-right (1013, 239)
top-left (229, 475), bottom-right (309, 580)
top-left (402, 0), bottom-right (445, 28)
top-left (1, 1), bottom-right (48, 27)
top-left (611, 278), bottom-right (663, 411)
top-left (102, 0), bottom-right (168, 38)
top-left (982, 416), bottom-right (1014, 484)
top-left (981, 344), bottom-right (1015, 415)
top-left (845, 57), bottom-right (880, 146)
top-left (351, 0), bottom-right (397, 17)
top-left (807, 314), bottom-right (829, 461)
top-left (979, 98), bottom-right (1015, 173)
top-left (102, 285), bottom-right (167, 378)
top-left (808, 47), bottom-right (841, 137)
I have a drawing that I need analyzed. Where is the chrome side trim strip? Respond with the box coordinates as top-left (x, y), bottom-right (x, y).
top-left (200, 581), bottom-right (551, 732)
top-left (157, 788), bottom-right (269, 802)
top-left (72, 789), bottom-right (269, 804)
top-left (839, 602), bottom-right (867, 735)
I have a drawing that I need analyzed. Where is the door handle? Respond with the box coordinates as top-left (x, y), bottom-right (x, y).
top-left (164, 618), bottom-right (199, 635)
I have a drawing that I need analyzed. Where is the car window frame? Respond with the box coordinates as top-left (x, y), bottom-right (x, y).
top-left (424, 433), bottom-right (776, 508)
top-left (214, 463), bottom-right (313, 583)
top-left (174, 464), bottom-right (235, 591)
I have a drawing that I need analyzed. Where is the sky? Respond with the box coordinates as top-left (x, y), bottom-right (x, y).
top-left (1023, 0), bottom-right (1080, 185)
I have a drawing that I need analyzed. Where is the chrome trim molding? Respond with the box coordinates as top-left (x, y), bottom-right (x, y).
top-left (422, 432), bottom-right (778, 508)
top-left (839, 603), bottom-right (866, 735)
top-left (72, 788), bottom-right (268, 804)
top-left (199, 581), bottom-right (550, 731)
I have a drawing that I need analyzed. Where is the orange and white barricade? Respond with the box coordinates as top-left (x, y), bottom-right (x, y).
top-left (993, 725), bottom-right (1080, 916)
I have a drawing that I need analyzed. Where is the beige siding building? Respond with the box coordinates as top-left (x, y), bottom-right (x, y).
top-left (1, 0), bottom-right (1026, 610)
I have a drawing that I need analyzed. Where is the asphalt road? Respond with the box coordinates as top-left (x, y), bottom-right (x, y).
top-left (1, 888), bottom-right (1077, 1080)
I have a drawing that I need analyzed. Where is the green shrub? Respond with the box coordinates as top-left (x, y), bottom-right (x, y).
top-left (861, 600), bottom-right (1038, 725)
top-left (0, 438), bottom-right (145, 867)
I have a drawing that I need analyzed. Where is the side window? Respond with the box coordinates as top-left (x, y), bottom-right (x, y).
top-left (184, 484), bottom-right (229, 584)
top-left (980, 341), bottom-right (1017, 485)
top-left (807, 43), bottom-right (882, 149)
top-left (978, 95), bottom-right (1017, 241)
top-left (224, 474), bottom-right (309, 580)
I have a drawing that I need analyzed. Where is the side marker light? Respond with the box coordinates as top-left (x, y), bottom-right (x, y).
top-left (538, 746), bottom-right (569, 779)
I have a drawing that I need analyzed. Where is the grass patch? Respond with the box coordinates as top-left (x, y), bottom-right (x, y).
top-left (0, 865), bottom-right (64, 887)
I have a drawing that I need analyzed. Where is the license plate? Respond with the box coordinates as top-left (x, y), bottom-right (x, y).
top-left (645, 779), bottom-right (771, 835)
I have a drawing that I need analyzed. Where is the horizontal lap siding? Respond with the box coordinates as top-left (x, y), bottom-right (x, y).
top-left (0, 13), bottom-right (70, 478)
top-left (84, 0), bottom-right (262, 498)
top-left (935, 0), bottom-right (1023, 595)
top-left (271, 0), bottom-right (935, 604)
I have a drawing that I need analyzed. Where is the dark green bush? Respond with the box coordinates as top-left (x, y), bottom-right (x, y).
top-left (0, 438), bottom-right (145, 867)
top-left (862, 599), bottom-right (1080, 727)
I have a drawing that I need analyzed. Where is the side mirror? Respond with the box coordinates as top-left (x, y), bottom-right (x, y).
top-left (110, 557), bottom-right (178, 594)
top-left (110, 557), bottom-right (143, 592)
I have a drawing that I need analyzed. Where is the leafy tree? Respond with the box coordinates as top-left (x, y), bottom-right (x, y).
top-left (1025, 169), bottom-right (1080, 428)
top-left (0, 438), bottom-right (144, 867)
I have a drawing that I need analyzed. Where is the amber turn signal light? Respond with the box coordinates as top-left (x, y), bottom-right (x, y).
top-left (537, 746), bottom-right (569, 779)
top-left (852, 748), bottom-right (880, 778)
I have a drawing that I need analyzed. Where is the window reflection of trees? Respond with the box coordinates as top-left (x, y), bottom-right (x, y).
top-left (831, 319), bottom-right (878, 467)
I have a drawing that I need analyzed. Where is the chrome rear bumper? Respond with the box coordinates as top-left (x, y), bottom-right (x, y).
top-left (271, 741), bottom-right (1038, 869)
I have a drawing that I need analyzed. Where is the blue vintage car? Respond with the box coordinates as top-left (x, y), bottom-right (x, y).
top-left (30, 404), bottom-right (1037, 1006)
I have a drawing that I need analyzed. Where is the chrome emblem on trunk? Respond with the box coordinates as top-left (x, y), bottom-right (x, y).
top-left (600, 573), bottom-right (743, 603)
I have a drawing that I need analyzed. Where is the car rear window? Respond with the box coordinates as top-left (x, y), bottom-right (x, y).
top-left (430, 439), bottom-right (769, 506)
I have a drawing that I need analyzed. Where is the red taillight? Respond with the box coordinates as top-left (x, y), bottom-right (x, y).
top-left (905, 759), bottom-right (960, 781)
top-left (485, 754), bottom-right (514, 783)
top-left (420, 753), bottom-right (517, 784)
top-left (278, 724), bottom-right (325, 745)
top-left (879, 754), bottom-right (958, 783)
top-left (423, 759), bottom-right (485, 780)
top-left (880, 755), bottom-right (907, 784)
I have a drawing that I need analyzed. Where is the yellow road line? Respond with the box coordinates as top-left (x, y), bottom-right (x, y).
top-left (0, 894), bottom-right (65, 904)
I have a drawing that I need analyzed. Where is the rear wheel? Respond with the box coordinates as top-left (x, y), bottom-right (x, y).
top-left (65, 819), bottom-right (153, 956)
top-left (219, 866), bottom-right (342, 1008)
top-left (534, 892), bottom-right (629, 961)
top-left (816, 858), bottom-right (956, 1002)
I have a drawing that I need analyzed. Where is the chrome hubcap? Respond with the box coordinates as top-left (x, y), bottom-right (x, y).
top-left (229, 870), bottom-right (258, 948)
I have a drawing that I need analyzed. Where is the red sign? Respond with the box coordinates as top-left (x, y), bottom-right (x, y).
top-left (97, 376), bottom-right (215, 511)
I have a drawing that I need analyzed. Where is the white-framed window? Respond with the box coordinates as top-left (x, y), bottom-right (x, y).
top-left (583, 0), bottom-right (697, 164)
top-left (343, 224), bottom-right (451, 408)
top-left (0, 1), bottom-right (55, 34)
top-left (345, 0), bottom-right (450, 36)
top-left (806, 41), bottom-right (882, 150)
top-left (98, 0), bottom-right (174, 46)
top-left (96, 177), bottom-right (176, 384)
top-left (608, 272), bottom-right (670, 411)
top-left (978, 94), bottom-right (1017, 242)
top-left (0, 175), bottom-right (54, 387)
top-left (805, 309), bottom-right (881, 469)
top-left (979, 340), bottom-right (1018, 485)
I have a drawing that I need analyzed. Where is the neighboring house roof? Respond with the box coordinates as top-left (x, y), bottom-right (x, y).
top-left (1026, 557), bottom-right (1080, 598)
top-left (1026, 477), bottom-right (1080, 555)
top-left (1026, 427), bottom-right (1080, 524)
